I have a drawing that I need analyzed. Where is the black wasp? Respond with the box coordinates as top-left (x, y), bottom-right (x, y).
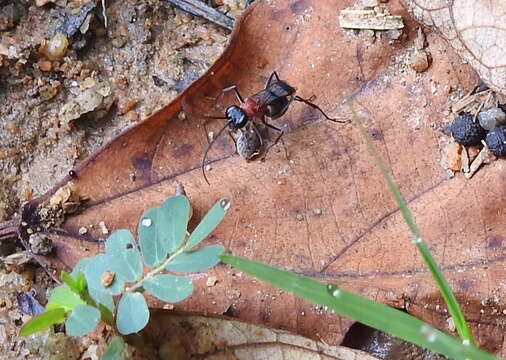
top-left (202, 71), bottom-right (347, 184)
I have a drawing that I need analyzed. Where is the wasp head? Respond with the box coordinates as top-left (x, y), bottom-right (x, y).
top-left (226, 105), bottom-right (248, 130)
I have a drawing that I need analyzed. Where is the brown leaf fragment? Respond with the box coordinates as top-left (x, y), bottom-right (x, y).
top-left (403, 0), bottom-right (506, 94)
top-left (441, 142), bottom-right (462, 171)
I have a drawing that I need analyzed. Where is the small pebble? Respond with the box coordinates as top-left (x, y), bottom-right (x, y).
top-left (118, 98), bottom-right (138, 115)
top-left (45, 33), bottom-right (69, 61)
top-left (478, 107), bottom-right (506, 130)
top-left (410, 50), bottom-right (430, 72)
top-left (205, 164), bottom-right (212, 171)
top-left (206, 276), bottom-right (218, 287)
top-left (124, 110), bottom-right (139, 122)
top-left (98, 221), bottom-right (109, 234)
top-left (111, 36), bottom-right (127, 48)
top-left (446, 317), bottom-right (455, 332)
top-left (78, 227), bottom-right (88, 235)
top-left (29, 233), bottom-right (53, 255)
top-left (313, 208), bottom-right (322, 216)
top-left (38, 59), bottom-right (52, 72)
top-left (35, 0), bottom-right (56, 6)
top-left (295, 214), bottom-right (304, 221)
top-left (485, 127), bottom-right (506, 157)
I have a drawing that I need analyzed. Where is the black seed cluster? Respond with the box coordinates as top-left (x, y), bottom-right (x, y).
top-left (485, 126), bottom-right (506, 157)
top-left (450, 114), bottom-right (486, 146)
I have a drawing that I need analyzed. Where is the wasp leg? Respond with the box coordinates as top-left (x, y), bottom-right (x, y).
top-left (294, 95), bottom-right (348, 123)
top-left (265, 71), bottom-right (281, 88)
top-left (227, 130), bottom-right (238, 150)
top-left (260, 116), bottom-right (287, 161)
top-left (222, 85), bottom-right (245, 103)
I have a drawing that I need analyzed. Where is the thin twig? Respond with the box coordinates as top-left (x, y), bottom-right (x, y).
top-left (0, 219), bottom-right (20, 241)
top-left (162, 0), bottom-right (234, 31)
top-left (101, 0), bottom-right (108, 28)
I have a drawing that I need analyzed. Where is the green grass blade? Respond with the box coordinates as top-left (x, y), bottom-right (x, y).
top-left (221, 254), bottom-right (498, 360)
top-left (352, 105), bottom-right (473, 342)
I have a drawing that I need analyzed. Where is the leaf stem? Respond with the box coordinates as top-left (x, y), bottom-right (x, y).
top-left (127, 247), bottom-right (185, 293)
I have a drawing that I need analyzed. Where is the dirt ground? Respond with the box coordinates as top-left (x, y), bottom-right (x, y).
top-left (0, 0), bottom-right (238, 358)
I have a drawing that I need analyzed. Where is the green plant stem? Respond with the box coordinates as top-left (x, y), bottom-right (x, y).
top-left (126, 247), bottom-right (185, 293)
top-left (350, 100), bottom-right (474, 343)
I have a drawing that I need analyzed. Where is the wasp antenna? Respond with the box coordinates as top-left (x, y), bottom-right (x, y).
top-left (201, 123), bottom-right (230, 185)
top-left (294, 95), bottom-right (348, 123)
top-left (204, 115), bottom-right (229, 120)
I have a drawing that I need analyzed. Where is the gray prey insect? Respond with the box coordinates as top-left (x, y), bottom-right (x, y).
top-left (202, 71), bottom-right (346, 184)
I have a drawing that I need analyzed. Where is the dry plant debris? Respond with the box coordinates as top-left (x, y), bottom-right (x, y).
top-left (339, 0), bottom-right (404, 30)
top-left (442, 89), bottom-right (506, 178)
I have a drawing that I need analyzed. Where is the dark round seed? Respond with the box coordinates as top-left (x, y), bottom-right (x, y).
top-left (485, 126), bottom-right (506, 157)
top-left (450, 114), bottom-right (486, 146)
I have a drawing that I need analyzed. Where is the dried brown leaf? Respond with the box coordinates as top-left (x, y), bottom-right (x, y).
top-left (11, 0), bottom-right (506, 356)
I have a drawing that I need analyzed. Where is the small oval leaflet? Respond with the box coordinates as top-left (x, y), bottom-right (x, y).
top-left (101, 337), bottom-right (126, 360)
top-left (83, 254), bottom-right (124, 296)
top-left (66, 304), bottom-right (101, 336)
top-left (105, 229), bottom-right (143, 282)
top-left (165, 245), bottom-right (225, 273)
top-left (88, 286), bottom-right (114, 312)
top-left (138, 207), bottom-right (167, 267)
top-left (116, 292), bottom-right (149, 335)
top-left (159, 195), bottom-right (191, 253)
top-left (185, 197), bottom-right (230, 250)
top-left (143, 274), bottom-right (193, 303)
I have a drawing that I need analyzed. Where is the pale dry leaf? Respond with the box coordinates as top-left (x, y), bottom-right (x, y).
top-left (403, 0), bottom-right (506, 94)
top-left (131, 312), bottom-right (379, 360)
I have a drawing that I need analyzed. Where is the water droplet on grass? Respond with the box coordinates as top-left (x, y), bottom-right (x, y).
top-left (420, 324), bottom-right (437, 343)
top-left (220, 199), bottom-right (231, 211)
top-left (326, 283), bottom-right (341, 297)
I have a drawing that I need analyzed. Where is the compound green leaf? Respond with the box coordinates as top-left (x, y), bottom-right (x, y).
top-left (143, 274), bottom-right (193, 303)
top-left (46, 285), bottom-right (85, 312)
top-left (165, 245), bottom-right (224, 273)
top-left (105, 229), bottom-right (143, 282)
top-left (116, 293), bottom-right (149, 335)
top-left (83, 254), bottom-right (124, 296)
top-left (185, 198), bottom-right (230, 250)
top-left (66, 304), bottom-right (101, 336)
top-left (19, 308), bottom-right (66, 336)
top-left (100, 336), bottom-right (126, 360)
